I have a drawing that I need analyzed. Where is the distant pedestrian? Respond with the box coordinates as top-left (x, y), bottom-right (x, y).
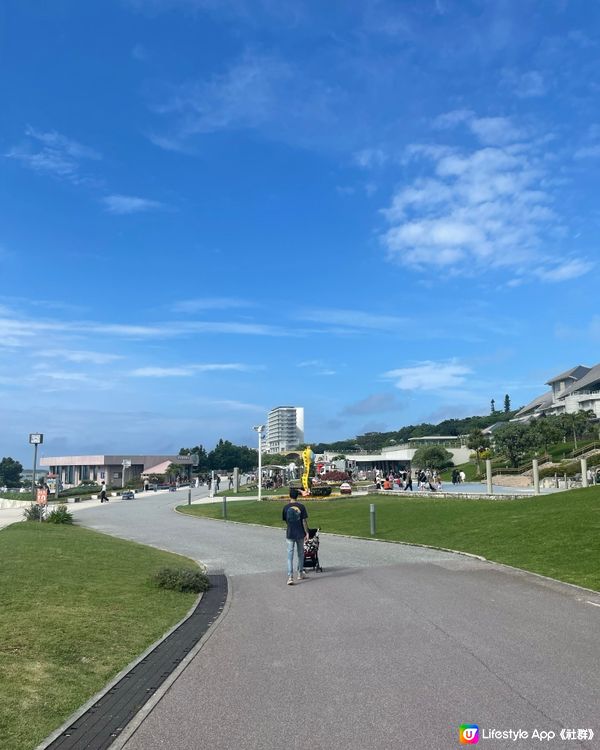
top-left (282, 487), bottom-right (309, 585)
top-left (459, 470), bottom-right (466, 483)
top-left (99, 484), bottom-right (108, 503)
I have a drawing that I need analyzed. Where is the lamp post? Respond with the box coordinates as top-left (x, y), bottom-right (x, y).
top-left (252, 425), bottom-right (265, 502)
top-left (29, 433), bottom-right (44, 501)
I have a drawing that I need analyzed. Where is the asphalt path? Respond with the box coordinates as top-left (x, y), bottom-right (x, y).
top-left (73, 489), bottom-right (600, 750)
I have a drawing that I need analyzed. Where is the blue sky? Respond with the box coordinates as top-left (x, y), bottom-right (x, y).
top-left (2, 0), bottom-right (600, 464)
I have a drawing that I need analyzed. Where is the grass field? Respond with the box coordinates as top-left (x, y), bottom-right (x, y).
top-left (179, 486), bottom-right (600, 591)
top-left (0, 523), bottom-right (200, 750)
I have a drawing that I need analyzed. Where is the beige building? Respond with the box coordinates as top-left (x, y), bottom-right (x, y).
top-left (40, 454), bottom-right (196, 488)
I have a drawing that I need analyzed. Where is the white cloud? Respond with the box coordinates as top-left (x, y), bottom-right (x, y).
top-left (299, 308), bottom-right (408, 331)
top-left (171, 297), bottom-right (252, 312)
top-left (38, 349), bottom-right (122, 365)
top-left (354, 148), bottom-right (388, 168)
top-left (535, 259), bottom-right (593, 282)
top-left (194, 398), bottom-right (265, 411)
top-left (432, 109), bottom-right (474, 129)
top-left (130, 367), bottom-right (194, 377)
top-left (468, 117), bottom-right (523, 146)
top-left (382, 360), bottom-right (472, 391)
top-left (102, 194), bottom-right (165, 214)
top-left (6, 127), bottom-right (100, 184)
top-left (574, 145), bottom-right (600, 159)
top-left (380, 119), bottom-right (590, 281)
top-left (129, 363), bottom-right (259, 377)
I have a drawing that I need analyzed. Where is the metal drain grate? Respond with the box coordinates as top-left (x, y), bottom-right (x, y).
top-left (45, 574), bottom-right (228, 750)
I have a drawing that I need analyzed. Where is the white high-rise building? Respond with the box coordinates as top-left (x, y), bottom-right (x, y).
top-left (266, 406), bottom-right (304, 454)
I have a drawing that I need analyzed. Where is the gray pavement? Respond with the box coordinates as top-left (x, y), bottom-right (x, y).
top-left (67, 489), bottom-right (600, 750)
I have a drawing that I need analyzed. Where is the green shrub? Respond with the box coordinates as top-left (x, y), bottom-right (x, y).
top-left (152, 567), bottom-right (210, 593)
top-left (23, 503), bottom-right (44, 521)
top-left (46, 504), bottom-right (74, 524)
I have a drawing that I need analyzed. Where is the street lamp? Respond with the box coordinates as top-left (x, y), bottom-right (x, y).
top-left (29, 433), bottom-right (43, 501)
top-left (252, 425), bottom-right (265, 501)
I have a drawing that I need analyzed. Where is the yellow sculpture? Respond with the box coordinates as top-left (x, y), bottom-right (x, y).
top-left (302, 446), bottom-right (313, 493)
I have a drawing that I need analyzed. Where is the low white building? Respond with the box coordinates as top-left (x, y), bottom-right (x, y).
top-left (317, 437), bottom-right (471, 473)
top-left (40, 454), bottom-right (197, 488)
top-left (515, 364), bottom-right (600, 421)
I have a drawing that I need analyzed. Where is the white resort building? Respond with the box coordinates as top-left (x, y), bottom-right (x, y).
top-left (515, 364), bottom-right (600, 421)
top-left (266, 406), bottom-right (304, 454)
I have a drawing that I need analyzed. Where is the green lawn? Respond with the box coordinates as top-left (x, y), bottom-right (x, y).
top-left (0, 523), bottom-right (200, 750)
top-left (179, 486), bottom-right (600, 591)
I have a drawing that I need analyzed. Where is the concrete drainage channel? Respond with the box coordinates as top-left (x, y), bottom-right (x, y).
top-left (43, 574), bottom-right (228, 750)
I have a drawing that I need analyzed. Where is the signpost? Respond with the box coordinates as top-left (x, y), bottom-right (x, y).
top-left (36, 487), bottom-right (48, 523)
top-left (29, 433), bottom-right (43, 502)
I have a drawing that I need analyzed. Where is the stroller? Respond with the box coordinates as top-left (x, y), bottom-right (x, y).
top-left (303, 528), bottom-right (323, 572)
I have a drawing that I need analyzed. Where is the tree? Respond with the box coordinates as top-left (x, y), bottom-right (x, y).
top-left (411, 446), bottom-right (453, 471)
top-left (466, 430), bottom-right (490, 473)
top-left (504, 394), bottom-right (511, 413)
top-left (490, 398), bottom-right (496, 414)
top-left (165, 463), bottom-right (185, 482)
top-left (559, 410), bottom-right (595, 450)
top-left (179, 445), bottom-right (209, 473)
top-left (529, 417), bottom-right (562, 457)
top-left (0, 457), bottom-right (23, 487)
top-left (207, 439), bottom-right (257, 472)
top-left (493, 424), bottom-right (534, 467)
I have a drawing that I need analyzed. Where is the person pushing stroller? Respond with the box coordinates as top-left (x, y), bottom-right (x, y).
top-left (282, 487), bottom-right (309, 585)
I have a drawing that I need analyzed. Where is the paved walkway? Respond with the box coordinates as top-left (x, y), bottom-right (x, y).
top-left (68, 490), bottom-right (599, 750)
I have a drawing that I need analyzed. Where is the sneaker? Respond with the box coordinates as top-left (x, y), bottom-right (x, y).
top-left (287, 577), bottom-right (294, 585)
top-left (297, 571), bottom-right (308, 580)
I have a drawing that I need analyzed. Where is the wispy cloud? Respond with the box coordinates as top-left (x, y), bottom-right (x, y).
top-left (380, 113), bottom-right (590, 281)
top-left (382, 360), bottom-right (472, 391)
top-left (171, 297), bottom-right (253, 313)
top-left (102, 194), bottom-right (165, 214)
top-left (38, 349), bottom-right (123, 365)
top-left (0, 313), bottom-right (291, 349)
top-left (298, 308), bottom-right (408, 332)
top-left (129, 363), bottom-right (260, 377)
top-left (298, 360), bottom-right (336, 376)
top-left (6, 126), bottom-right (100, 184)
top-left (503, 69), bottom-right (547, 98)
top-left (147, 50), bottom-right (342, 152)
top-left (194, 397), bottom-right (265, 411)
top-left (535, 259), bottom-right (593, 282)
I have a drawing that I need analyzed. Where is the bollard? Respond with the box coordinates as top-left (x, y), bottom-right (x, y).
top-left (581, 458), bottom-right (588, 488)
top-left (188, 488), bottom-right (191, 506)
top-left (370, 503), bottom-right (376, 536)
top-left (486, 459), bottom-right (493, 495)
top-left (532, 459), bottom-right (540, 495)
top-left (223, 495), bottom-right (227, 519)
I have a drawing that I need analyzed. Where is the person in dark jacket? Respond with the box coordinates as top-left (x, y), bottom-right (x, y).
top-left (282, 487), bottom-right (309, 585)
